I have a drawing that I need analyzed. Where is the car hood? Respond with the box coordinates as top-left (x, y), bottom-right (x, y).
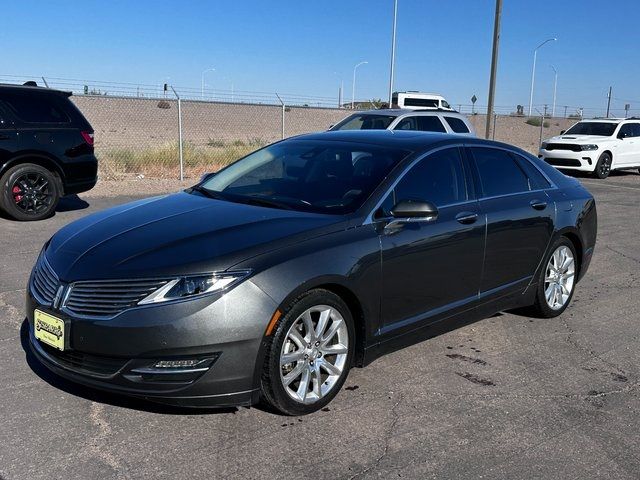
top-left (546, 134), bottom-right (611, 143)
top-left (46, 192), bottom-right (346, 281)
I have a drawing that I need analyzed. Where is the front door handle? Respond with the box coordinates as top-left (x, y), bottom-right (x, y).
top-left (530, 199), bottom-right (547, 210)
top-left (455, 212), bottom-right (478, 225)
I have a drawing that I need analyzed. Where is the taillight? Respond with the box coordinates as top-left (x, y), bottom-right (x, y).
top-left (81, 131), bottom-right (94, 146)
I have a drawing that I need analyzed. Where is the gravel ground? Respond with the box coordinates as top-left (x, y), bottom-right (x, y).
top-left (1, 171), bottom-right (639, 479)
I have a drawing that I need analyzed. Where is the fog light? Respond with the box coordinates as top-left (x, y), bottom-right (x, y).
top-left (582, 157), bottom-right (592, 165)
top-left (154, 359), bottom-right (204, 368)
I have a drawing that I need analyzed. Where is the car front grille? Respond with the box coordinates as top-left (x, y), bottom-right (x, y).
top-left (31, 254), bottom-right (61, 306)
top-left (64, 278), bottom-right (171, 318)
top-left (545, 158), bottom-right (582, 167)
top-left (38, 341), bottom-right (129, 378)
top-left (544, 143), bottom-right (581, 152)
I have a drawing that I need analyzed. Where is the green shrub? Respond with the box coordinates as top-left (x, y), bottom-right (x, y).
top-left (525, 117), bottom-right (550, 128)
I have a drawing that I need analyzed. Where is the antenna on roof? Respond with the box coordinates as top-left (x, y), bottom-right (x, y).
top-left (41, 77), bottom-right (49, 88)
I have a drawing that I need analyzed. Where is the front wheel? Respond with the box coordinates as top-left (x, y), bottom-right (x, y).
top-left (0, 163), bottom-right (60, 221)
top-left (593, 152), bottom-right (612, 179)
top-left (526, 237), bottom-right (577, 318)
top-left (260, 289), bottom-right (355, 415)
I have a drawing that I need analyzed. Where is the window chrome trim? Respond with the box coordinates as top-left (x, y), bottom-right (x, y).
top-left (363, 142), bottom-right (559, 225)
top-left (363, 144), bottom-right (467, 225)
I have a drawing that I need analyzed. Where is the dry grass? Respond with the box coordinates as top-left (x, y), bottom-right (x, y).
top-left (97, 139), bottom-right (267, 179)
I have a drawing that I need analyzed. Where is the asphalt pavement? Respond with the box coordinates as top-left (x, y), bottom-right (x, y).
top-left (1, 173), bottom-right (639, 479)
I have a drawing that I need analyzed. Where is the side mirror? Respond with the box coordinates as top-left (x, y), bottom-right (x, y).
top-left (560, 130), bottom-right (566, 135)
top-left (385, 200), bottom-right (438, 233)
top-left (618, 132), bottom-right (627, 140)
top-left (328, 124), bottom-right (334, 130)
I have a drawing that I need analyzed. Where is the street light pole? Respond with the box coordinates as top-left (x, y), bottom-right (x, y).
top-left (485, 0), bottom-right (502, 139)
top-left (528, 38), bottom-right (556, 117)
top-left (201, 68), bottom-right (215, 99)
top-left (352, 61), bottom-right (368, 109)
top-left (387, 0), bottom-right (398, 107)
top-left (551, 65), bottom-right (558, 118)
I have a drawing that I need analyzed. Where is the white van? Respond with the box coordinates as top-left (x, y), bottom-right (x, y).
top-left (391, 91), bottom-right (454, 111)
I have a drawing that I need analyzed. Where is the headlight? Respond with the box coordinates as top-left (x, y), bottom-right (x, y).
top-left (138, 270), bottom-right (251, 305)
top-left (540, 142), bottom-right (548, 150)
top-left (580, 144), bottom-right (598, 151)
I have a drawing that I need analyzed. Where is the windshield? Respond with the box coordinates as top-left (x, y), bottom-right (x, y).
top-left (331, 114), bottom-right (396, 131)
top-left (565, 122), bottom-right (618, 136)
top-left (198, 140), bottom-right (411, 214)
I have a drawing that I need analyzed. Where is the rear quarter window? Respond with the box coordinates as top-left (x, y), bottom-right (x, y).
top-left (511, 153), bottom-right (551, 190)
top-left (1, 92), bottom-right (70, 123)
top-left (444, 116), bottom-right (470, 133)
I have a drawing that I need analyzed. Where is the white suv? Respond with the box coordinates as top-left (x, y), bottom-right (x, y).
top-left (539, 118), bottom-right (640, 178)
top-left (330, 109), bottom-right (475, 136)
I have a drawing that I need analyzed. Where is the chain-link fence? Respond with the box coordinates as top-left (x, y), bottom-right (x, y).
top-left (72, 94), bottom-right (583, 181)
top-left (71, 95), bottom-right (349, 181)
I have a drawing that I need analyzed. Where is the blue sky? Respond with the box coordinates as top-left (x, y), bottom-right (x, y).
top-left (2, 0), bottom-right (640, 115)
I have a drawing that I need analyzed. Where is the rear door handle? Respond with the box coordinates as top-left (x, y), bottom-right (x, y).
top-left (530, 199), bottom-right (547, 210)
top-left (455, 212), bottom-right (478, 225)
top-left (0, 134), bottom-right (11, 140)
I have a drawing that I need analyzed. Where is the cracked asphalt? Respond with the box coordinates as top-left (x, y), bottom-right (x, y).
top-left (1, 173), bottom-right (639, 479)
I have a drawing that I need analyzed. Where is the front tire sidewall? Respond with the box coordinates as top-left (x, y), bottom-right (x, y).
top-left (593, 153), bottom-right (612, 179)
top-left (534, 237), bottom-right (577, 318)
top-left (0, 164), bottom-right (60, 221)
top-left (262, 290), bottom-right (355, 415)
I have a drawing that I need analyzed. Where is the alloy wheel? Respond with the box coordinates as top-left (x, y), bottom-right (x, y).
top-left (598, 157), bottom-right (611, 177)
top-left (544, 245), bottom-right (575, 310)
top-left (279, 305), bottom-right (349, 404)
top-left (11, 172), bottom-right (53, 215)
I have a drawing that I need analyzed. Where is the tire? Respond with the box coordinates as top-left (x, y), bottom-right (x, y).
top-left (526, 237), bottom-right (578, 318)
top-left (260, 289), bottom-right (355, 415)
top-left (593, 152), bottom-right (612, 179)
top-left (0, 163), bottom-right (60, 221)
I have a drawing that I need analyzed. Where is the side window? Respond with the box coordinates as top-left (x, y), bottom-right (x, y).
top-left (2, 92), bottom-right (70, 123)
top-left (444, 116), bottom-right (470, 134)
top-left (618, 124), bottom-right (635, 138)
top-left (379, 148), bottom-right (467, 215)
top-left (471, 147), bottom-right (530, 197)
top-left (630, 123), bottom-right (640, 137)
top-left (416, 116), bottom-right (447, 133)
top-left (394, 117), bottom-right (419, 130)
top-left (511, 153), bottom-right (551, 190)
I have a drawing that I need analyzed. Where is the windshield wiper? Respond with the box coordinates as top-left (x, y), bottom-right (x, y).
top-left (188, 185), bottom-right (227, 200)
top-left (236, 195), bottom-right (294, 210)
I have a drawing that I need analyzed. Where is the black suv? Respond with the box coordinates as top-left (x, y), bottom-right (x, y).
top-left (0, 83), bottom-right (97, 221)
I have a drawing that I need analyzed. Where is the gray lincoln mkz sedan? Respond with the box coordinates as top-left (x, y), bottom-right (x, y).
top-left (27, 130), bottom-right (597, 415)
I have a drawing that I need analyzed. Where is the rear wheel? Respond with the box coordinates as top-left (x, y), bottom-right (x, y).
top-left (593, 152), bottom-right (612, 179)
top-left (0, 163), bottom-right (60, 221)
top-left (261, 289), bottom-right (354, 415)
top-left (526, 237), bottom-right (577, 318)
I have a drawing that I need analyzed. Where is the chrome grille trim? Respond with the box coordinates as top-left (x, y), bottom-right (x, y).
top-left (31, 254), bottom-right (60, 306)
top-left (63, 278), bottom-right (171, 318)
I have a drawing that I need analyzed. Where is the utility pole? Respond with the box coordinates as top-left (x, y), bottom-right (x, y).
top-left (528, 38), bottom-right (556, 117)
top-left (563, 105), bottom-right (568, 118)
top-left (485, 0), bottom-right (502, 139)
top-left (606, 86), bottom-right (612, 118)
top-left (387, 0), bottom-right (398, 107)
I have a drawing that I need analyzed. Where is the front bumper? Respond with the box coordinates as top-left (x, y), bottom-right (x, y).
top-left (538, 149), bottom-right (598, 172)
top-left (26, 279), bottom-right (278, 407)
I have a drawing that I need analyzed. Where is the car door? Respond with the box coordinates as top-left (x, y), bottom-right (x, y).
top-left (0, 103), bottom-right (18, 160)
top-left (615, 123), bottom-right (637, 166)
top-left (376, 146), bottom-right (485, 333)
top-left (467, 146), bottom-right (555, 297)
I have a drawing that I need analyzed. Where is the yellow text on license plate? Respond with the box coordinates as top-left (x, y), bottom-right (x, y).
top-left (34, 309), bottom-right (65, 351)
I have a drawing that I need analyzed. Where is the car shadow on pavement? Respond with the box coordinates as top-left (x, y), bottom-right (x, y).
top-left (19, 320), bottom-right (239, 416)
top-left (56, 194), bottom-right (90, 212)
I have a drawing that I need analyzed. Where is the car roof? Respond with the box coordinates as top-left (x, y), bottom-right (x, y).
top-left (578, 118), bottom-right (621, 123)
top-left (352, 108), bottom-right (462, 117)
top-left (289, 129), bottom-right (513, 151)
top-left (0, 83), bottom-right (71, 96)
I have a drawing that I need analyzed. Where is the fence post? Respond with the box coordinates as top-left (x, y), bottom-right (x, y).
top-left (275, 93), bottom-right (285, 139)
top-left (170, 86), bottom-right (184, 181)
top-left (492, 113), bottom-right (497, 140)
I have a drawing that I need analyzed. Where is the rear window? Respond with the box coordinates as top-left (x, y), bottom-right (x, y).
top-left (403, 98), bottom-right (438, 108)
top-left (444, 116), bottom-right (470, 133)
top-left (511, 153), bottom-right (551, 190)
top-left (331, 114), bottom-right (396, 131)
top-left (1, 92), bottom-right (70, 123)
top-left (394, 116), bottom-right (446, 133)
